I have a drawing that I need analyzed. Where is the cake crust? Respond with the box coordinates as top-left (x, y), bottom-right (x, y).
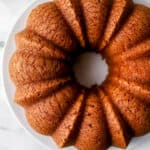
top-left (75, 91), bottom-right (109, 150)
top-left (9, 1), bottom-right (150, 150)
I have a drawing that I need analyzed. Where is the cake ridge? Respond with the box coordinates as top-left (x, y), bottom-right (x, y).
top-left (109, 38), bottom-right (150, 64)
top-left (80, 0), bottom-right (110, 49)
top-left (55, 0), bottom-right (86, 48)
top-left (104, 4), bottom-right (150, 58)
top-left (97, 88), bottom-right (132, 148)
top-left (52, 90), bottom-right (85, 147)
top-left (9, 50), bottom-right (71, 86)
top-left (110, 57), bottom-right (150, 84)
top-left (75, 90), bottom-right (109, 150)
top-left (104, 83), bottom-right (150, 136)
top-left (108, 77), bottom-right (150, 103)
top-left (27, 2), bottom-right (78, 52)
top-left (14, 76), bottom-right (72, 106)
top-left (99, 0), bottom-right (134, 50)
top-left (15, 29), bottom-right (72, 62)
top-left (25, 83), bottom-right (79, 135)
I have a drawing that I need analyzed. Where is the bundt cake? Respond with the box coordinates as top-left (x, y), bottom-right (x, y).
top-left (9, 0), bottom-right (150, 149)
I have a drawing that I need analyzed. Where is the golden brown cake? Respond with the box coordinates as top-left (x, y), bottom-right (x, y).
top-left (9, 0), bottom-right (150, 150)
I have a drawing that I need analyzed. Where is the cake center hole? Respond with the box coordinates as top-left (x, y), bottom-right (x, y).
top-left (73, 52), bottom-right (108, 88)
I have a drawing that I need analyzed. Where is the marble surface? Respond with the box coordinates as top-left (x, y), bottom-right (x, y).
top-left (0, 0), bottom-right (150, 150)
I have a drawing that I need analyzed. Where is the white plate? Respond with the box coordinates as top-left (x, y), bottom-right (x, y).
top-left (2, 0), bottom-right (150, 150)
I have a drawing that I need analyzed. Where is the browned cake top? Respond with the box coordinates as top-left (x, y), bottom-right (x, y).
top-left (9, 0), bottom-right (150, 150)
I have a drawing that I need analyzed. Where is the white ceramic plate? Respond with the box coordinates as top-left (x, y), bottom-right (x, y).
top-left (2, 0), bottom-right (150, 150)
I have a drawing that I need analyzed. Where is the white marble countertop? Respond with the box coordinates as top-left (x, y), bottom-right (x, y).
top-left (0, 0), bottom-right (150, 150)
